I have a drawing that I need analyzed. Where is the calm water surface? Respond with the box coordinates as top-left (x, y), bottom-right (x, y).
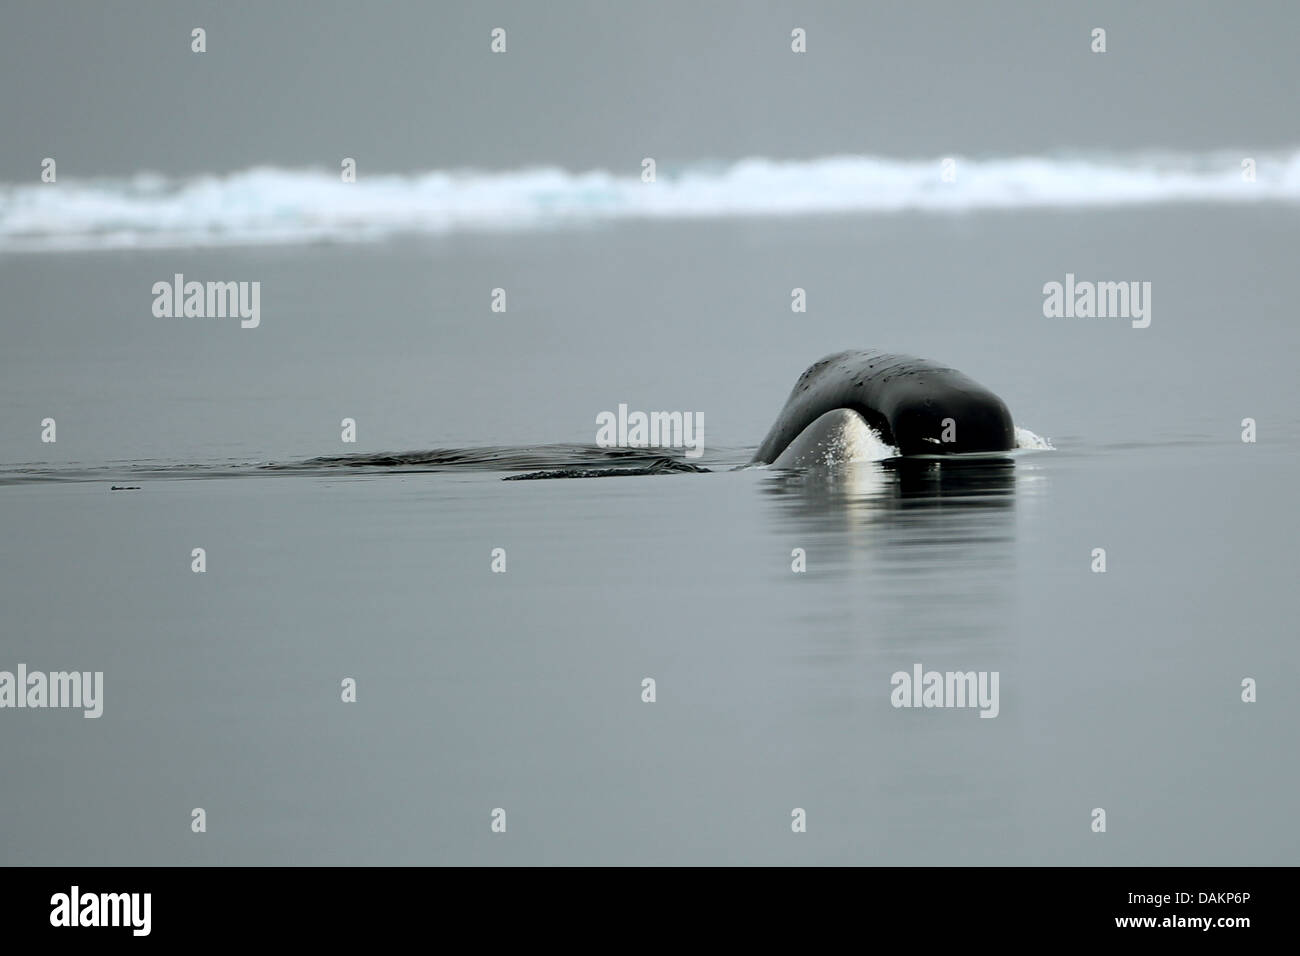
top-left (1, 211), bottom-right (1296, 864)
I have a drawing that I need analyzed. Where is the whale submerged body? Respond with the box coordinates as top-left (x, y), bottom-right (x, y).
top-left (753, 350), bottom-right (1016, 468)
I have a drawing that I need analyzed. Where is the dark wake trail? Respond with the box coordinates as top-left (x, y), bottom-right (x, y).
top-left (0, 445), bottom-right (730, 487)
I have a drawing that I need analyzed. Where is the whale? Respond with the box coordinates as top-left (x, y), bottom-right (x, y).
top-left (490, 349), bottom-right (1018, 479)
top-left (752, 350), bottom-right (1015, 466)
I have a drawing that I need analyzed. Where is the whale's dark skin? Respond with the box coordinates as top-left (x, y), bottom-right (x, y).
top-left (752, 350), bottom-right (1015, 462)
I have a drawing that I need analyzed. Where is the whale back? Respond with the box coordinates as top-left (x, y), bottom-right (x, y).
top-left (753, 350), bottom-right (1015, 462)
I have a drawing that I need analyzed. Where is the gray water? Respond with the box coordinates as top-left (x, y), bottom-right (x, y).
top-left (1, 209), bottom-right (1297, 864)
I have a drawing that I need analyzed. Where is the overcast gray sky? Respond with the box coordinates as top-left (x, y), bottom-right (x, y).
top-left (3, 0), bottom-right (1297, 178)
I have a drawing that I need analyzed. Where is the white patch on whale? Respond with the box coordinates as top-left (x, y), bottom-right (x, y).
top-left (770, 409), bottom-right (898, 469)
